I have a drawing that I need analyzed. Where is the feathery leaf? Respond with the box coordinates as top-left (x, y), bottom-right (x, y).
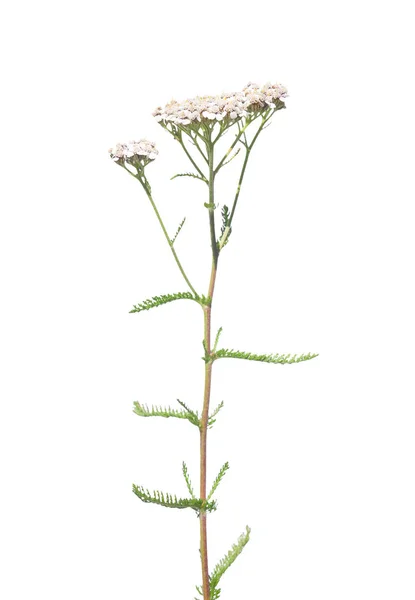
top-left (182, 462), bottom-right (196, 499)
top-left (133, 401), bottom-right (200, 428)
top-left (171, 172), bottom-right (208, 185)
top-left (218, 205), bottom-right (232, 249)
top-left (176, 400), bottom-right (201, 427)
top-left (170, 217), bottom-right (186, 245)
top-left (207, 462), bottom-right (229, 501)
top-left (208, 401), bottom-right (224, 428)
top-left (132, 485), bottom-right (217, 513)
top-left (214, 349), bottom-right (319, 365)
top-left (130, 291), bottom-right (197, 313)
top-left (213, 327), bottom-right (223, 352)
top-left (209, 526), bottom-right (251, 598)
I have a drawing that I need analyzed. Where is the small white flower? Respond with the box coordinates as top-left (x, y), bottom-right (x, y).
top-left (109, 139), bottom-right (158, 164)
top-left (153, 81), bottom-right (287, 126)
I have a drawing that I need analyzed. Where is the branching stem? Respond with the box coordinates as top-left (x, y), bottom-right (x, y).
top-left (228, 115), bottom-right (269, 228)
top-left (137, 177), bottom-right (198, 297)
top-left (178, 133), bottom-right (208, 181)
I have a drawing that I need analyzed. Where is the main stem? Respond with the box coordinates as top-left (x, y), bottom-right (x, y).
top-left (200, 141), bottom-right (218, 600)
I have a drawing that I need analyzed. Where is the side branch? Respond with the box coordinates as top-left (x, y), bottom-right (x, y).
top-left (136, 176), bottom-right (199, 296)
top-left (177, 132), bottom-right (208, 181)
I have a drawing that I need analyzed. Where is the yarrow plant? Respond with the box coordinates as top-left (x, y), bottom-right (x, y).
top-left (109, 81), bottom-right (318, 600)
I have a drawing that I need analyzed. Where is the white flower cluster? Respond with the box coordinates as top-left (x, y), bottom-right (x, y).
top-left (153, 82), bottom-right (288, 126)
top-left (108, 139), bottom-right (158, 162)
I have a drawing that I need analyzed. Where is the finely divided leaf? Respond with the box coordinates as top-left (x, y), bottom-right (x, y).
top-left (130, 291), bottom-right (197, 314)
top-left (215, 349), bottom-right (319, 364)
top-left (132, 485), bottom-right (217, 513)
top-left (171, 217), bottom-right (186, 245)
top-left (133, 401), bottom-right (200, 428)
top-left (171, 172), bottom-right (208, 184)
top-left (209, 526), bottom-right (251, 599)
top-left (182, 462), bottom-right (196, 499)
top-left (218, 205), bottom-right (232, 249)
top-left (208, 400), bottom-right (224, 428)
top-left (207, 462), bottom-right (229, 501)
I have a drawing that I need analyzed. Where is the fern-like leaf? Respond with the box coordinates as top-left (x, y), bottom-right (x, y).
top-left (171, 217), bottom-right (186, 245)
top-left (133, 400), bottom-right (200, 427)
top-left (175, 400), bottom-right (201, 427)
top-left (182, 462), bottom-right (196, 499)
top-left (208, 400), bottom-right (224, 428)
top-left (210, 589), bottom-right (221, 600)
top-left (209, 526), bottom-right (251, 598)
top-left (214, 349), bottom-right (319, 364)
top-left (213, 327), bottom-right (223, 352)
top-left (130, 291), bottom-right (197, 313)
top-left (207, 462), bottom-right (229, 501)
top-left (171, 172), bottom-right (208, 185)
top-left (132, 485), bottom-right (217, 513)
top-left (218, 205), bottom-right (232, 249)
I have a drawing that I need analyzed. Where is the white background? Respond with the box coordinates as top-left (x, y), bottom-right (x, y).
top-left (1, 1), bottom-right (414, 599)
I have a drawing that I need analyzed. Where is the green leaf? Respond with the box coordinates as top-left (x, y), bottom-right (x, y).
top-left (208, 526), bottom-right (251, 599)
top-left (170, 217), bottom-right (186, 245)
top-left (133, 400), bottom-right (200, 428)
top-left (130, 291), bottom-right (197, 313)
top-left (132, 485), bottom-right (217, 514)
top-left (176, 400), bottom-right (201, 427)
top-left (182, 462), bottom-right (196, 499)
top-left (213, 327), bottom-right (223, 352)
top-left (171, 172), bottom-right (208, 185)
top-left (207, 462), bottom-right (229, 501)
top-left (218, 205), bottom-right (232, 249)
top-left (214, 349), bottom-right (319, 365)
top-left (208, 401), bottom-right (224, 428)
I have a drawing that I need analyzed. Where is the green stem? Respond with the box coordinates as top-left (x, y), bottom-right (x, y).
top-left (193, 133), bottom-right (209, 164)
top-left (178, 133), bottom-right (208, 181)
top-left (214, 114), bottom-right (260, 174)
top-left (199, 141), bottom-right (218, 600)
top-left (207, 144), bottom-right (218, 266)
top-left (228, 148), bottom-right (250, 227)
top-left (228, 116), bottom-right (268, 228)
top-left (137, 178), bottom-right (198, 296)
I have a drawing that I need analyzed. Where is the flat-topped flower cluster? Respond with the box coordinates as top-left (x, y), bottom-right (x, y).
top-left (109, 139), bottom-right (158, 164)
top-left (152, 82), bottom-right (288, 126)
